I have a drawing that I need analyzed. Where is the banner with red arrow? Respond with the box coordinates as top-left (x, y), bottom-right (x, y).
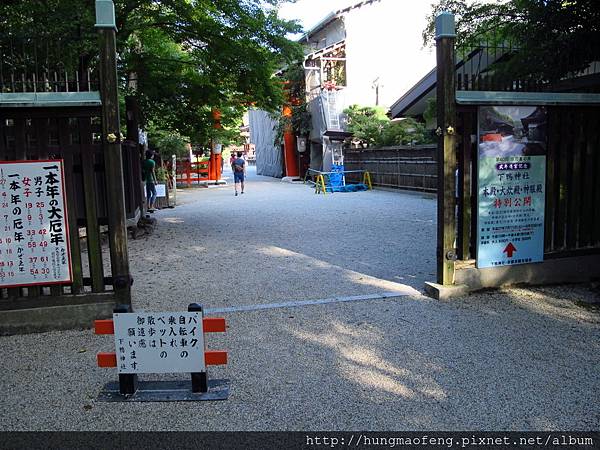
top-left (503, 242), bottom-right (517, 258)
top-left (476, 106), bottom-right (547, 269)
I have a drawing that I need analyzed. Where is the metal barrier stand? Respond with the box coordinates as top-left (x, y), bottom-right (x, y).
top-left (305, 168), bottom-right (372, 195)
top-left (188, 303), bottom-right (208, 393)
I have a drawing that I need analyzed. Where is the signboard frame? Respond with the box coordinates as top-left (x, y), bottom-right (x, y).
top-left (0, 159), bottom-right (73, 288)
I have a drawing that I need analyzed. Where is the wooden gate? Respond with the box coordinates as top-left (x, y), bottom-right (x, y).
top-left (431, 13), bottom-right (600, 294)
top-left (0, 1), bottom-right (136, 334)
top-left (454, 106), bottom-right (600, 261)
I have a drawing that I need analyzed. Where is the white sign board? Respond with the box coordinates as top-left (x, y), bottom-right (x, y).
top-left (113, 312), bottom-right (205, 374)
top-left (155, 183), bottom-right (166, 198)
top-left (477, 106), bottom-right (547, 268)
top-left (0, 160), bottom-right (72, 287)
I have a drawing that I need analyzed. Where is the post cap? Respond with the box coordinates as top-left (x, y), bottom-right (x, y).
top-left (188, 303), bottom-right (203, 313)
top-left (435, 12), bottom-right (456, 40)
top-left (95, 0), bottom-right (117, 30)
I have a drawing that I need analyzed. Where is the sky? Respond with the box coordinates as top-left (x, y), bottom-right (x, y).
top-left (277, 0), bottom-right (495, 32)
top-left (278, 0), bottom-right (361, 35)
top-left (277, 0), bottom-right (437, 107)
top-left (278, 0), bottom-right (439, 38)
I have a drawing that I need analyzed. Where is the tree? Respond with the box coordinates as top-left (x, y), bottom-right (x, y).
top-left (119, 0), bottom-right (303, 143)
top-left (423, 97), bottom-right (437, 130)
top-left (272, 63), bottom-right (311, 145)
top-left (148, 128), bottom-right (189, 160)
top-left (379, 119), bottom-right (434, 147)
top-left (0, 0), bottom-right (302, 146)
top-left (344, 105), bottom-right (433, 147)
top-left (344, 105), bottom-right (389, 147)
top-left (423, 0), bottom-right (600, 83)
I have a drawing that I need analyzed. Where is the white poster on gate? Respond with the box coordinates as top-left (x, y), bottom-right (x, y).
top-left (477, 106), bottom-right (547, 269)
top-left (155, 183), bottom-right (166, 198)
top-left (0, 160), bottom-right (72, 287)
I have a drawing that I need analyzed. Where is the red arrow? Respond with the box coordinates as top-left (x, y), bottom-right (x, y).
top-left (503, 242), bottom-right (517, 258)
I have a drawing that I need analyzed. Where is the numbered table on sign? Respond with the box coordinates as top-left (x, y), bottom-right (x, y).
top-left (0, 160), bottom-right (72, 288)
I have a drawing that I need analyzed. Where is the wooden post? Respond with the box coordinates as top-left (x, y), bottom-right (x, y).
top-left (457, 111), bottom-right (473, 260)
top-left (211, 109), bottom-right (222, 181)
top-left (282, 83), bottom-right (299, 178)
top-left (435, 13), bottom-right (457, 285)
top-left (114, 303), bottom-right (138, 395)
top-left (188, 303), bottom-right (208, 393)
top-left (125, 96), bottom-right (144, 213)
top-left (96, 0), bottom-right (132, 305)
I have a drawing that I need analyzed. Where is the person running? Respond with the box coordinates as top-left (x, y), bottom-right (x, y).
top-left (142, 149), bottom-right (158, 212)
top-left (232, 151), bottom-right (246, 196)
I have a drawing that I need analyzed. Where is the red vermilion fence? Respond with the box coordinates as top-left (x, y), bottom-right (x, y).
top-left (176, 157), bottom-right (210, 187)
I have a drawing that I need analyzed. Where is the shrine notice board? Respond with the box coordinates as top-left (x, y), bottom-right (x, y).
top-left (477, 106), bottom-right (547, 269)
top-left (0, 160), bottom-right (72, 287)
top-left (113, 312), bottom-right (206, 374)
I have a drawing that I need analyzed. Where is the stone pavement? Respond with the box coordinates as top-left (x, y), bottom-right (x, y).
top-left (0, 167), bottom-right (598, 431)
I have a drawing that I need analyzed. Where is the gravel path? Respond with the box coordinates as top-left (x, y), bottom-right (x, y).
top-left (0, 167), bottom-right (598, 431)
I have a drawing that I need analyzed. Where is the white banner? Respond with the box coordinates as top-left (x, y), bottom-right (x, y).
top-left (477, 106), bottom-right (547, 268)
top-left (0, 160), bottom-right (72, 287)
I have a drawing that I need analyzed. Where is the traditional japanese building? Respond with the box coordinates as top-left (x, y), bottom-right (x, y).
top-left (250, 0), bottom-right (435, 176)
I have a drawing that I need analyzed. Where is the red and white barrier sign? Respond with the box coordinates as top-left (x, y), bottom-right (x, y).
top-left (113, 312), bottom-right (206, 374)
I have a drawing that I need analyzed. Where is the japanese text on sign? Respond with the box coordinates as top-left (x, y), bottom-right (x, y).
top-left (113, 312), bottom-right (206, 374)
top-left (0, 160), bottom-right (72, 287)
top-left (477, 106), bottom-right (547, 269)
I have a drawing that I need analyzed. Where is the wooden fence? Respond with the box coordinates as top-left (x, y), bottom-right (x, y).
top-left (0, 109), bottom-right (141, 306)
top-left (0, 2), bottom-right (137, 333)
top-left (455, 105), bottom-right (600, 262)
top-left (429, 12), bottom-right (600, 291)
top-left (344, 145), bottom-right (437, 192)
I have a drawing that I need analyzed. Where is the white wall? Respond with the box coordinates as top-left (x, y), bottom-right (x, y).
top-left (343, 0), bottom-right (435, 108)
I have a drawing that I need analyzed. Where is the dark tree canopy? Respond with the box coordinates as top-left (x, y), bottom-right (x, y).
top-left (423, 0), bottom-right (600, 83)
top-left (0, 0), bottom-right (302, 144)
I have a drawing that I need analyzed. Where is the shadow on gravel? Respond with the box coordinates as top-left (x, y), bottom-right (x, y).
top-left (256, 283), bottom-right (600, 429)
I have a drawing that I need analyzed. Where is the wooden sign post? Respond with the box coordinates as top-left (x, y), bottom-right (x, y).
top-left (96, 0), bottom-right (132, 305)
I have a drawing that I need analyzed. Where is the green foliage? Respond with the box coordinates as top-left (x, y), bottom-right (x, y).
top-left (283, 63), bottom-right (308, 102)
top-left (379, 119), bottom-right (435, 147)
top-left (0, 0), bottom-right (303, 147)
top-left (423, 0), bottom-right (600, 82)
top-left (345, 105), bottom-right (433, 147)
top-left (344, 105), bottom-right (389, 147)
top-left (271, 113), bottom-right (287, 147)
top-left (423, 97), bottom-right (437, 129)
top-left (272, 62), bottom-right (311, 146)
top-left (291, 103), bottom-right (312, 137)
top-left (0, 0), bottom-right (97, 74)
top-left (155, 166), bottom-right (168, 182)
top-left (148, 128), bottom-right (189, 160)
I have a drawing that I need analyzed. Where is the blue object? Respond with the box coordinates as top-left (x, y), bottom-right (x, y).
top-left (329, 164), bottom-right (344, 189)
top-left (326, 183), bottom-right (368, 193)
top-left (435, 12), bottom-right (455, 40)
